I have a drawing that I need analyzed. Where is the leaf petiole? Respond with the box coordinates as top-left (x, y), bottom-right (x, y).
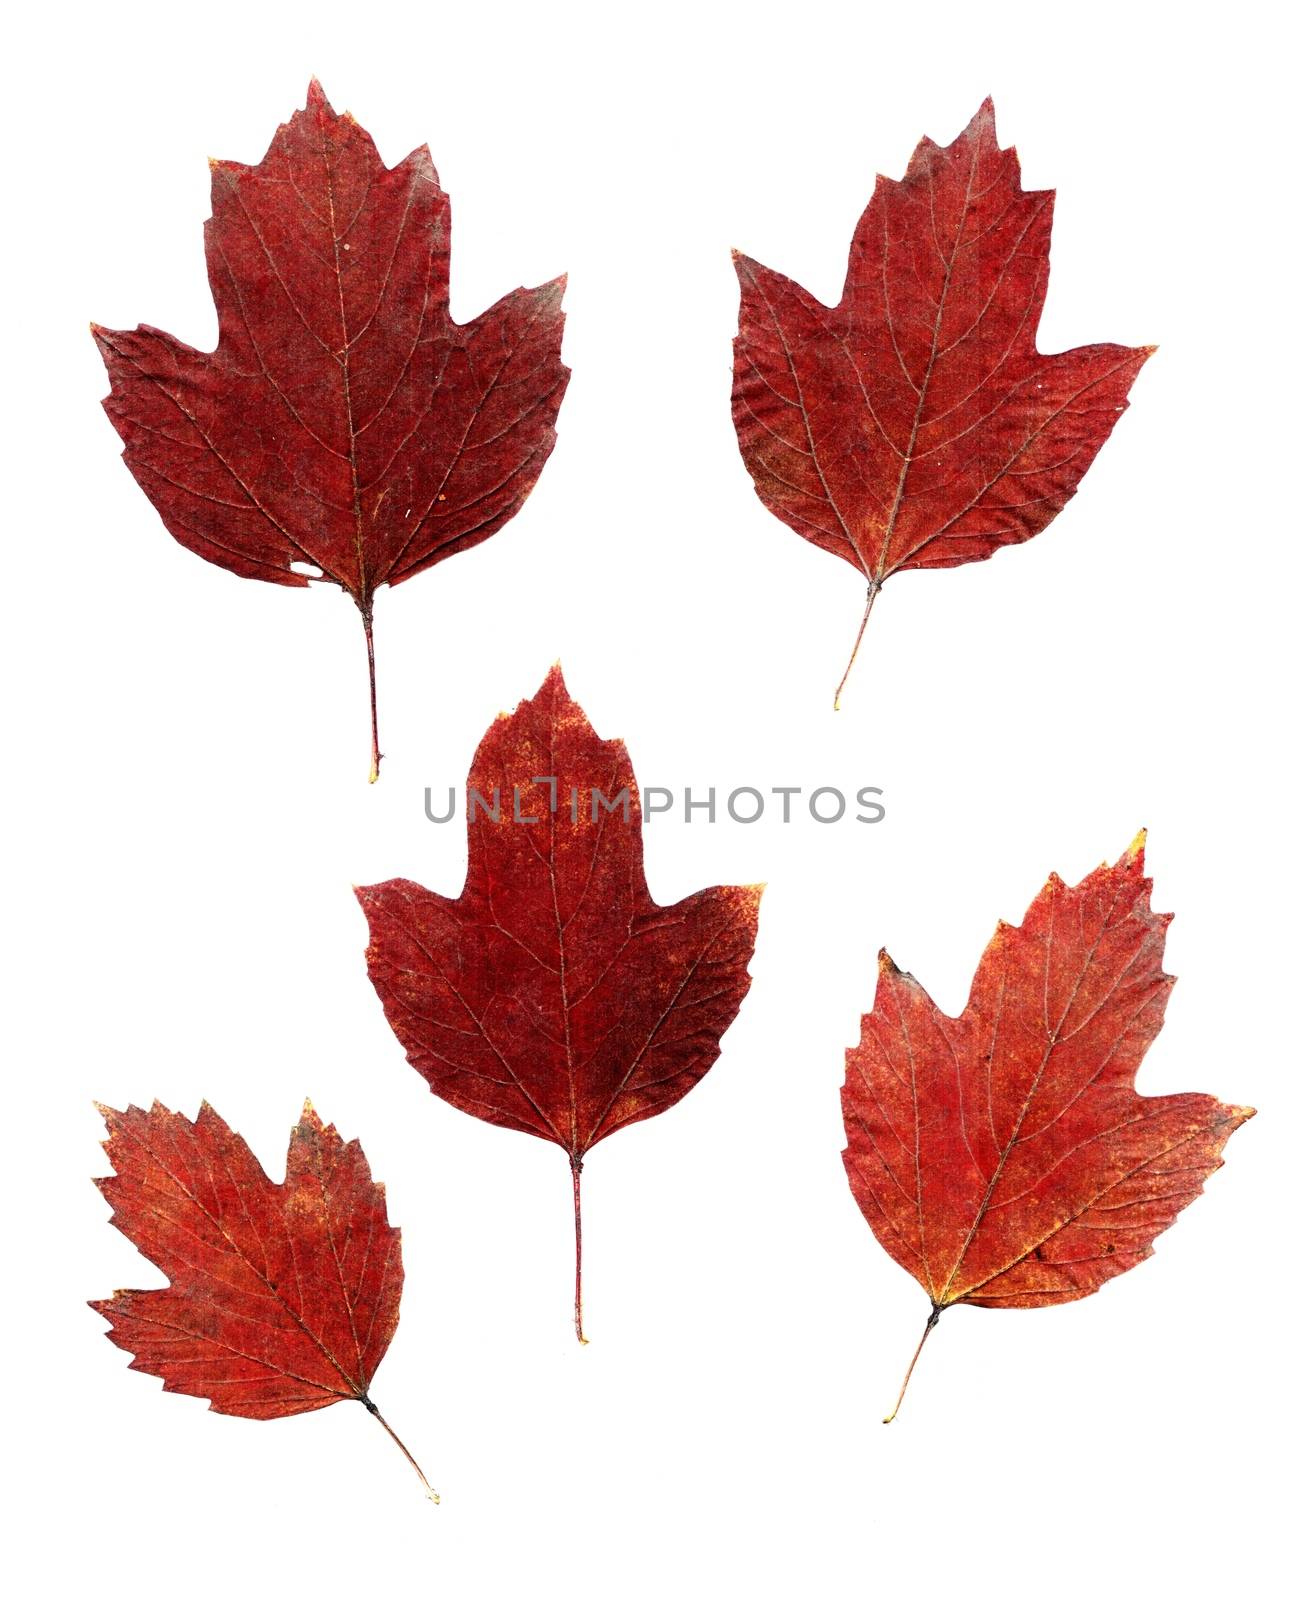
top-left (361, 1394), bottom-right (438, 1503)
top-left (362, 605), bottom-right (381, 784)
top-left (833, 580), bottom-right (880, 711)
top-left (883, 1304), bottom-right (942, 1424)
top-left (571, 1155), bottom-right (588, 1345)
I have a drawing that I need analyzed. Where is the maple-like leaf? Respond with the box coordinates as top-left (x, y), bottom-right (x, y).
top-left (91, 1099), bottom-right (436, 1499)
top-left (841, 835), bottom-right (1253, 1420)
top-left (732, 98), bottom-right (1153, 706)
top-left (93, 82), bottom-right (568, 779)
top-left (357, 665), bottom-right (762, 1340)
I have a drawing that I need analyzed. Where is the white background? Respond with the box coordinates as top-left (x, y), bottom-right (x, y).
top-left (4, 2), bottom-right (1297, 1594)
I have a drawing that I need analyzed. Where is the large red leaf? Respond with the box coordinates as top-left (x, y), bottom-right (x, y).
top-left (732, 99), bottom-right (1152, 705)
top-left (357, 665), bottom-right (762, 1340)
top-left (91, 1099), bottom-right (435, 1499)
top-left (93, 82), bottom-right (568, 779)
top-left (841, 835), bottom-right (1252, 1420)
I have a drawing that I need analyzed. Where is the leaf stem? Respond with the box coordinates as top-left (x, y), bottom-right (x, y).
top-left (833, 580), bottom-right (881, 711)
top-left (363, 605), bottom-right (381, 783)
top-left (362, 1394), bottom-right (438, 1502)
top-left (883, 1304), bottom-right (942, 1424)
top-left (571, 1155), bottom-right (588, 1344)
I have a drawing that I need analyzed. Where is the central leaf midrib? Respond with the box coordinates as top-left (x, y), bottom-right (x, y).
top-left (935, 876), bottom-right (1130, 1304)
top-left (873, 146), bottom-right (979, 580)
top-left (319, 122), bottom-right (369, 606)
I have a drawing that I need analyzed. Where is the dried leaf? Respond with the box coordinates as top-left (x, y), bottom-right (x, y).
top-left (91, 1099), bottom-right (436, 1499)
top-left (841, 835), bottom-right (1253, 1420)
top-left (732, 99), bottom-right (1152, 705)
top-left (357, 665), bottom-right (762, 1340)
top-left (94, 82), bottom-right (568, 778)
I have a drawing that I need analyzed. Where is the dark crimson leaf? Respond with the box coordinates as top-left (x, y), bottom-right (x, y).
top-left (357, 665), bottom-right (762, 1340)
top-left (732, 99), bottom-right (1152, 705)
top-left (94, 82), bottom-right (568, 778)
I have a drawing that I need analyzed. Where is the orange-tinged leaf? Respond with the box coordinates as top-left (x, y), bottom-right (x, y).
top-left (91, 1100), bottom-right (436, 1499)
top-left (732, 99), bottom-right (1152, 705)
top-left (93, 82), bottom-right (568, 779)
top-left (840, 836), bottom-right (1253, 1419)
top-left (357, 665), bottom-right (762, 1340)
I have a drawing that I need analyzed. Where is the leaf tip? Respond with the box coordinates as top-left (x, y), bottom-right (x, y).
top-left (1125, 828), bottom-right (1148, 868)
top-left (958, 97), bottom-right (998, 146)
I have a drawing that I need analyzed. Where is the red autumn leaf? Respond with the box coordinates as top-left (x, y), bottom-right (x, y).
top-left (91, 1099), bottom-right (436, 1500)
top-left (93, 82), bottom-right (568, 780)
top-left (357, 665), bottom-right (762, 1341)
top-left (841, 834), bottom-right (1253, 1421)
top-left (732, 99), bottom-right (1152, 707)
